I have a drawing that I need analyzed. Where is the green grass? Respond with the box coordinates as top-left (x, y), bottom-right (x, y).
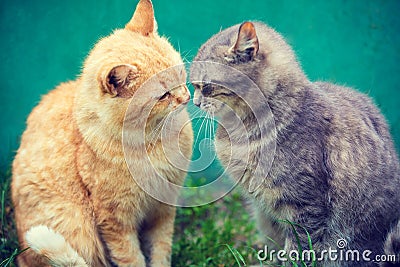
top-left (0, 169), bottom-right (19, 267)
top-left (172, 192), bottom-right (260, 266)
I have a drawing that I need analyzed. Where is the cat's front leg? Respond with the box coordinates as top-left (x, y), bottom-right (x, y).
top-left (254, 209), bottom-right (285, 265)
top-left (142, 206), bottom-right (176, 267)
top-left (254, 208), bottom-right (285, 248)
top-left (99, 216), bottom-right (146, 267)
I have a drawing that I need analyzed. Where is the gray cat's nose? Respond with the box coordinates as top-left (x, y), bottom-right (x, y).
top-left (193, 90), bottom-right (202, 107)
top-left (193, 96), bottom-right (201, 107)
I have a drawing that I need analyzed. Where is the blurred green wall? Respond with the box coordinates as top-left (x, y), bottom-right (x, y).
top-left (0, 0), bottom-right (399, 169)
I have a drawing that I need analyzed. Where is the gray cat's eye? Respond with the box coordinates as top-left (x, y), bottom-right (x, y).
top-left (202, 84), bottom-right (213, 97)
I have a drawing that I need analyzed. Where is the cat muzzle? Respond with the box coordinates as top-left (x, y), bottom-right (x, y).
top-left (181, 93), bottom-right (190, 104)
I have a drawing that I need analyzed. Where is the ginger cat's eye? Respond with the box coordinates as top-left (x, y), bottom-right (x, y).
top-left (159, 91), bottom-right (171, 101)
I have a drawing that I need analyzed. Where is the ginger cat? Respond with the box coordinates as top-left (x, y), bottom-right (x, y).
top-left (12, 1), bottom-right (193, 266)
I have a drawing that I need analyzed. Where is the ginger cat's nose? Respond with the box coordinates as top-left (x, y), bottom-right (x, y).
top-left (181, 88), bottom-right (190, 104)
top-left (173, 85), bottom-right (190, 105)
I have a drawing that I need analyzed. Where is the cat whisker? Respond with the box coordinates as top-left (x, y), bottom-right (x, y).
top-left (147, 116), bottom-right (166, 140)
top-left (208, 112), bottom-right (215, 151)
top-left (147, 109), bottom-right (179, 154)
top-left (206, 112), bottom-right (215, 151)
top-left (211, 112), bottom-right (215, 138)
top-left (146, 115), bottom-right (169, 152)
top-left (194, 113), bottom-right (208, 148)
top-left (210, 113), bottom-right (214, 151)
top-left (204, 112), bottom-right (210, 146)
top-left (189, 107), bottom-right (202, 118)
top-left (190, 109), bottom-right (207, 131)
top-left (182, 50), bottom-right (193, 64)
top-left (177, 41), bottom-right (181, 55)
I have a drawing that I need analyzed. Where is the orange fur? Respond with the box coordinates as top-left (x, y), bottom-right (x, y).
top-left (11, 1), bottom-right (193, 266)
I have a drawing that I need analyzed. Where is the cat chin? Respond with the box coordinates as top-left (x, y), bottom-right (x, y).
top-left (199, 102), bottom-right (220, 114)
top-left (204, 105), bottom-right (233, 119)
top-left (173, 103), bottom-right (189, 113)
top-left (147, 103), bottom-right (188, 127)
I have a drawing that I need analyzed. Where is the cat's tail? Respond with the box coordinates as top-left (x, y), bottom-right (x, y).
top-left (382, 220), bottom-right (400, 266)
top-left (25, 225), bottom-right (89, 267)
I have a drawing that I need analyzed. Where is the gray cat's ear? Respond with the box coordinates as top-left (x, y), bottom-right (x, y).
top-left (232, 22), bottom-right (259, 61)
top-left (102, 64), bottom-right (139, 98)
top-left (125, 0), bottom-right (155, 36)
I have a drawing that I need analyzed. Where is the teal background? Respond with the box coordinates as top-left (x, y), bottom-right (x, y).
top-left (0, 0), bottom-right (399, 170)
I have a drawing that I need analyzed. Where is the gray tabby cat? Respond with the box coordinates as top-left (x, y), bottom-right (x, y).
top-left (190, 21), bottom-right (400, 266)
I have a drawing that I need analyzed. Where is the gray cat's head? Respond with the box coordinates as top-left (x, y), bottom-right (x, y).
top-left (190, 21), bottom-right (306, 117)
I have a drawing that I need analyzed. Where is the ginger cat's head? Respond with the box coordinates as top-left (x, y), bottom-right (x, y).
top-left (74, 0), bottom-right (191, 155)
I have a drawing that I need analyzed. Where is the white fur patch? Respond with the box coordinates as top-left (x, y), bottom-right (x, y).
top-left (25, 225), bottom-right (88, 267)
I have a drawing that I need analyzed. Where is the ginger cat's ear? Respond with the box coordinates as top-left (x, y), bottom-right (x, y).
top-left (125, 0), bottom-right (155, 36)
top-left (232, 22), bottom-right (259, 61)
top-left (102, 65), bottom-right (139, 98)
